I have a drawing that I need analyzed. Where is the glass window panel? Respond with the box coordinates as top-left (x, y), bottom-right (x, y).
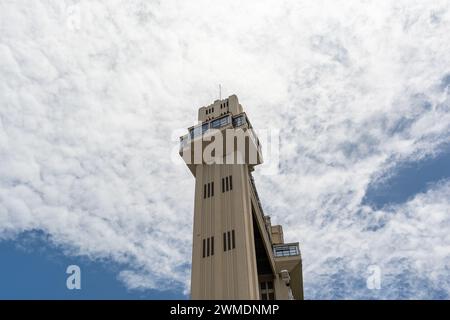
top-left (232, 115), bottom-right (246, 127)
top-left (211, 116), bottom-right (230, 129)
top-left (190, 123), bottom-right (209, 139)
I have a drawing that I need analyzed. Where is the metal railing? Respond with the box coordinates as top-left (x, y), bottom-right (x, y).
top-left (273, 243), bottom-right (300, 258)
top-left (248, 172), bottom-right (264, 218)
top-left (180, 113), bottom-right (263, 153)
top-left (248, 171), bottom-right (273, 240)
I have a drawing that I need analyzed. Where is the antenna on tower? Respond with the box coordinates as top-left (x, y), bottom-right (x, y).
top-left (219, 84), bottom-right (222, 100)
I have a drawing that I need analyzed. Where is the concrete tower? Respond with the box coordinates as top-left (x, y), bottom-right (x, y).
top-left (179, 95), bottom-right (303, 300)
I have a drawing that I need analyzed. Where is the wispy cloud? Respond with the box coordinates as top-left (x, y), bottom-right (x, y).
top-left (0, 0), bottom-right (449, 298)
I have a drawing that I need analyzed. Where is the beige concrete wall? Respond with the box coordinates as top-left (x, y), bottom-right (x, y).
top-left (274, 274), bottom-right (290, 300)
top-left (198, 95), bottom-right (243, 122)
top-left (290, 261), bottom-right (304, 300)
top-left (191, 163), bottom-right (259, 299)
top-left (271, 225), bottom-right (284, 245)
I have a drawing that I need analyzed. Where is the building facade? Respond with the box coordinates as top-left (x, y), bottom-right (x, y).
top-left (180, 95), bottom-right (303, 300)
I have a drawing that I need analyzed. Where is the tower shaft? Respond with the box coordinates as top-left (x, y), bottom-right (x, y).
top-left (180, 95), bottom-right (304, 300)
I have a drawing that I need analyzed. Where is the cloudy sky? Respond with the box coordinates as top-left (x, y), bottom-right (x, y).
top-left (0, 0), bottom-right (449, 299)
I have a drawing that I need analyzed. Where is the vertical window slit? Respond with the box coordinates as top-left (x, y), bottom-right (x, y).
top-left (203, 239), bottom-right (206, 258)
top-left (232, 230), bottom-right (235, 249)
top-left (227, 231), bottom-right (231, 251)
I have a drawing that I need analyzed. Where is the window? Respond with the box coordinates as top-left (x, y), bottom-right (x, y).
top-left (204, 181), bottom-right (215, 199)
top-left (222, 175), bottom-right (233, 192)
top-left (211, 116), bottom-right (230, 129)
top-left (223, 229), bottom-right (236, 252)
top-left (273, 244), bottom-right (300, 257)
top-left (190, 123), bottom-right (209, 139)
top-left (203, 236), bottom-right (214, 258)
top-left (260, 281), bottom-right (275, 300)
top-left (223, 232), bottom-right (227, 251)
top-left (203, 239), bottom-right (206, 258)
top-left (232, 230), bottom-right (235, 249)
top-left (232, 115), bottom-right (246, 127)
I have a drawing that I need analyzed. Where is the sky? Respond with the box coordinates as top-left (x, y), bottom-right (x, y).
top-left (0, 0), bottom-right (449, 299)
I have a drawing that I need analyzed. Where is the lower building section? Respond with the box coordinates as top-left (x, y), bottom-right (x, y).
top-left (190, 164), bottom-right (259, 299)
top-left (190, 164), bottom-right (303, 300)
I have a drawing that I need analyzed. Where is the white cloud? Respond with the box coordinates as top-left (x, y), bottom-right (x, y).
top-left (300, 179), bottom-right (450, 299)
top-left (0, 0), bottom-right (449, 298)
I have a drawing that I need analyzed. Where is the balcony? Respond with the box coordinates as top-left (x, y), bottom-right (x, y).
top-left (273, 243), bottom-right (300, 258)
top-left (179, 112), bottom-right (263, 169)
top-left (179, 113), bottom-right (261, 153)
top-left (180, 114), bottom-right (232, 150)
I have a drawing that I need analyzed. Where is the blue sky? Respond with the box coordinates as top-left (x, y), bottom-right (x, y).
top-left (0, 231), bottom-right (184, 299)
top-left (363, 147), bottom-right (450, 209)
top-left (0, 0), bottom-right (449, 299)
